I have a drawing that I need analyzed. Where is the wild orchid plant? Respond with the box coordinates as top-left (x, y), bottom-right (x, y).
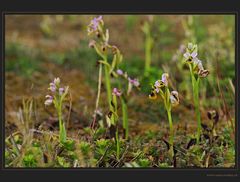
top-left (111, 87), bottom-right (121, 160)
top-left (183, 43), bottom-right (209, 143)
top-left (88, 16), bottom-right (123, 119)
top-left (88, 16), bottom-right (124, 159)
top-left (109, 77), bottom-right (139, 158)
top-left (44, 77), bottom-right (69, 144)
top-left (88, 16), bottom-right (139, 140)
top-left (116, 69), bottom-right (140, 139)
top-left (149, 73), bottom-right (179, 157)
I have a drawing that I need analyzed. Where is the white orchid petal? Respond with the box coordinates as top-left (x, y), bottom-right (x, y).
top-left (191, 51), bottom-right (198, 58)
top-left (183, 52), bottom-right (190, 59)
top-left (170, 91), bottom-right (179, 106)
top-left (44, 99), bottom-right (53, 106)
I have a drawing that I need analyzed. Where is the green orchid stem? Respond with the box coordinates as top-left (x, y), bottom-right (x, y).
top-left (113, 94), bottom-right (118, 124)
top-left (162, 87), bottom-right (174, 159)
top-left (117, 79), bottom-right (129, 140)
top-left (143, 23), bottom-right (153, 77)
top-left (144, 36), bottom-right (152, 76)
top-left (103, 57), bottom-right (113, 111)
top-left (95, 63), bottom-right (102, 110)
top-left (192, 77), bottom-right (201, 144)
top-left (121, 98), bottom-right (128, 139)
top-left (115, 127), bottom-right (120, 161)
top-left (103, 55), bottom-right (120, 161)
top-left (57, 102), bottom-right (66, 144)
top-left (189, 64), bottom-right (202, 144)
top-left (167, 109), bottom-right (174, 158)
top-left (112, 90), bottom-right (120, 160)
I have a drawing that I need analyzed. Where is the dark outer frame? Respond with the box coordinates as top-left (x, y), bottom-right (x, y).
top-left (0, 0), bottom-right (239, 182)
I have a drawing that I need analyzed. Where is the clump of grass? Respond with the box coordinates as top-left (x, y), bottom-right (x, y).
top-left (5, 42), bottom-right (42, 78)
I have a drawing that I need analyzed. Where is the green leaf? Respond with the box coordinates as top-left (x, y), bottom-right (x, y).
top-left (60, 122), bottom-right (67, 144)
top-left (62, 140), bottom-right (75, 151)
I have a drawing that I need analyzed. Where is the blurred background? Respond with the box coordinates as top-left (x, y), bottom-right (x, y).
top-left (5, 15), bottom-right (235, 137)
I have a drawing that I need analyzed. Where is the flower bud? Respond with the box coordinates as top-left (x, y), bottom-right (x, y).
top-left (54, 77), bottom-right (60, 85)
top-left (88, 40), bottom-right (96, 48)
top-left (116, 69), bottom-right (123, 75)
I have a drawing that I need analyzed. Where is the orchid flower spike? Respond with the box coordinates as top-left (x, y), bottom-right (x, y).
top-left (45, 77), bottom-right (69, 106)
top-left (183, 43), bottom-right (209, 78)
top-left (44, 95), bottom-right (53, 106)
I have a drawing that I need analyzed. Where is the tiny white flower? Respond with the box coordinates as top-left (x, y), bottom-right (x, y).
top-left (44, 99), bottom-right (53, 106)
top-left (170, 91), bottom-right (179, 106)
top-left (194, 59), bottom-right (204, 70)
top-left (161, 73), bottom-right (169, 86)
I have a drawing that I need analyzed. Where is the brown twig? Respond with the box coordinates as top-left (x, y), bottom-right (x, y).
top-left (29, 129), bottom-right (79, 142)
top-left (91, 63), bottom-right (103, 129)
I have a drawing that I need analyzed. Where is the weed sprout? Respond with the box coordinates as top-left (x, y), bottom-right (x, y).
top-left (183, 43), bottom-right (209, 143)
top-left (141, 16), bottom-right (154, 77)
top-left (149, 73), bottom-right (179, 158)
top-left (44, 77), bottom-right (69, 144)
